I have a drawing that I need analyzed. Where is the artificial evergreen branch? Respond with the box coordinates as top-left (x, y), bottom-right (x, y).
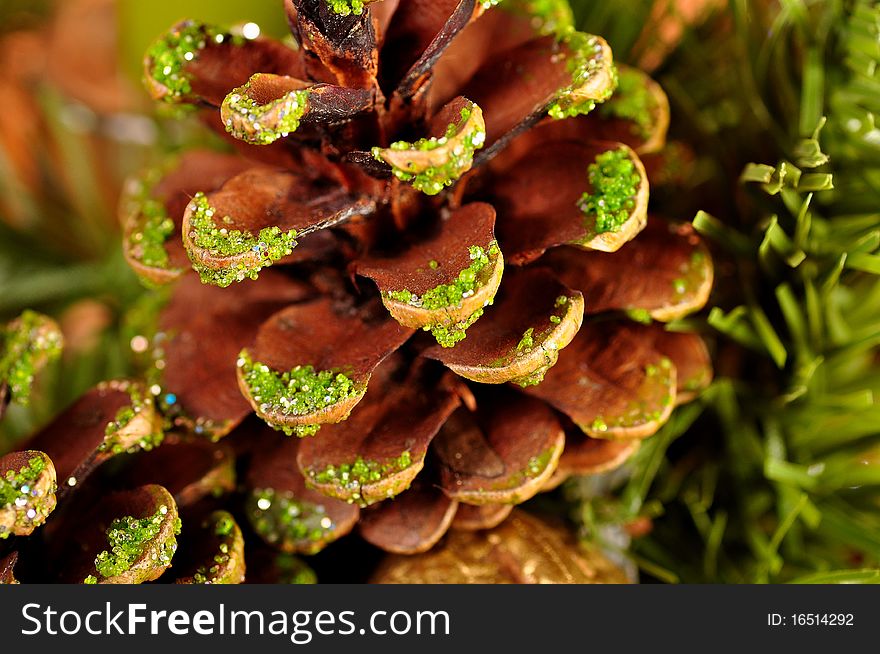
top-left (567, 0), bottom-right (880, 583)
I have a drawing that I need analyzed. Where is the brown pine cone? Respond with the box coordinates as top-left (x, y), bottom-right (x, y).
top-left (1, 1), bottom-right (714, 582)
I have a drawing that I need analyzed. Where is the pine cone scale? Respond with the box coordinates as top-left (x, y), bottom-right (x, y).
top-left (157, 272), bottom-right (313, 438)
top-left (296, 359), bottom-right (462, 506)
top-left (359, 480), bottom-right (459, 554)
top-left (524, 321), bottom-right (678, 440)
top-left (433, 389), bottom-right (566, 505)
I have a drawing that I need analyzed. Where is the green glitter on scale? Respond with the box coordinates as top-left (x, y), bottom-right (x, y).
top-left (191, 512), bottom-right (240, 584)
top-left (288, 423), bottom-right (322, 437)
top-left (577, 147), bottom-right (641, 234)
top-left (0, 455), bottom-right (56, 540)
top-left (389, 237), bottom-right (500, 344)
top-left (526, 448), bottom-right (555, 477)
top-left (387, 242), bottom-right (499, 311)
top-left (237, 350), bottom-right (360, 436)
top-left (472, 447), bottom-right (556, 498)
top-left (100, 385), bottom-right (164, 455)
top-left (0, 311), bottom-right (63, 406)
top-left (136, 205), bottom-right (175, 269)
top-left (90, 506), bottom-right (180, 581)
top-left (0, 457), bottom-right (47, 518)
top-left (516, 328), bottom-right (535, 353)
top-left (310, 452), bottom-right (412, 487)
top-left (103, 403), bottom-right (143, 446)
top-left (487, 295), bottom-right (573, 379)
top-left (514, 370), bottom-right (547, 387)
top-left (222, 80), bottom-right (310, 145)
top-left (187, 192), bottom-right (297, 287)
top-left (215, 514), bottom-right (235, 537)
top-left (585, 358), bottom-right (674, 433)
top-left (192, 544), bottom-right (231, 584)
top-left (124, 168), bottom-right (177, 276)
top-left (372, 106), bottom-right (486, 196)
top-left (430, 306), bottom-right (486, 348)
top-left (327, 0), bottom-right (368, 15)
top-left (247, 489), bottom-right (336, 553)
top-left (548, 30), bottom-right (616, 119)
top-left (509, 323), bottom-right (555, 385)
top-left (600, 67), bottom-right (655, 138)
top-left (0, 456), bottom-right (56, 540)
top-left (146, 22), bottom-right (236, 103)
top-left (667, 248), bottom-right (709, 299)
